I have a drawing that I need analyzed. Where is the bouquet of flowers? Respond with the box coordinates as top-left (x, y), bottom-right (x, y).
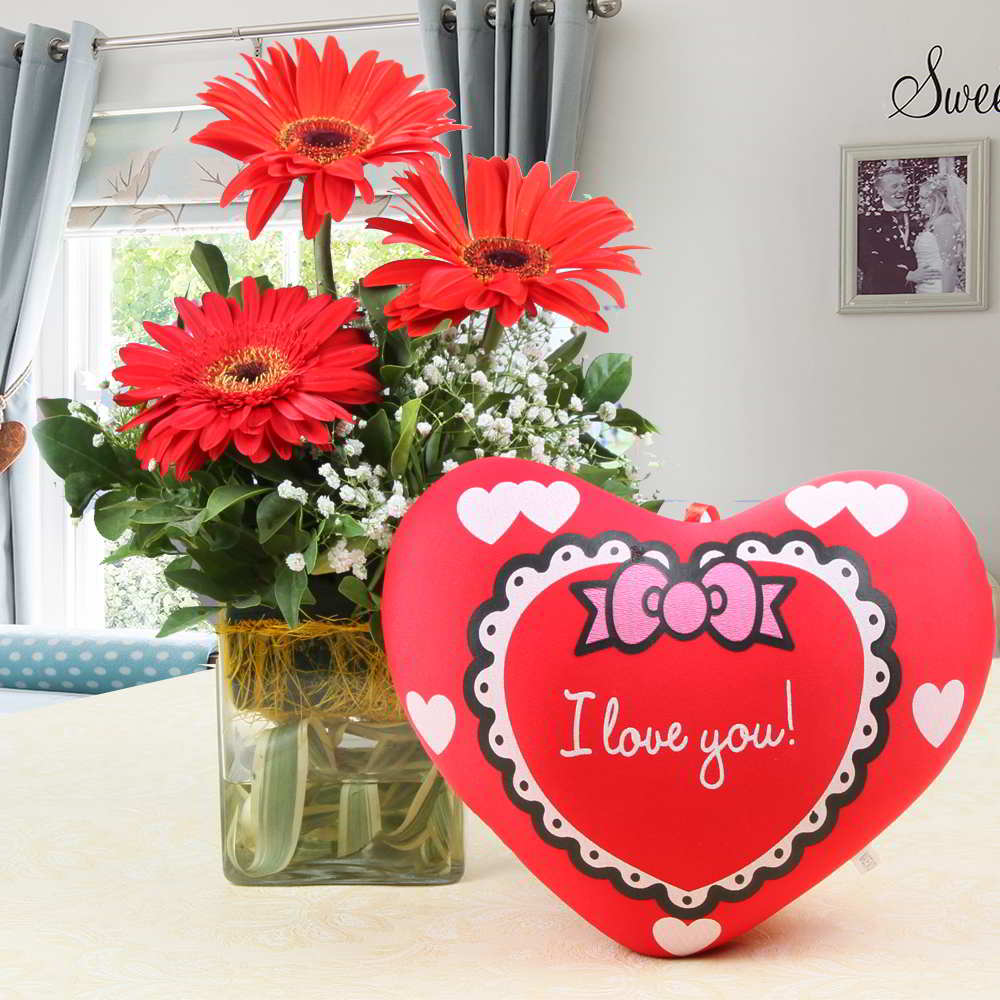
top-left (36, 37), bottom-right (657, 639)
top-left (33, 37), bottom-right (658, 884)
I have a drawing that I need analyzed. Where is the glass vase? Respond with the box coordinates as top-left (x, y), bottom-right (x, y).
top-left (215, 611), bottom-right (464, 886)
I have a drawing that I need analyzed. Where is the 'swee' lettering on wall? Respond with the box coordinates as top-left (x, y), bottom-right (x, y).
top-left (891, 45), bottom-right (1000, 119)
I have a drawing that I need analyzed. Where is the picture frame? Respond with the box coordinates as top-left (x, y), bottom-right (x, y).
top-left (839, 138), bottom-right (989, 313)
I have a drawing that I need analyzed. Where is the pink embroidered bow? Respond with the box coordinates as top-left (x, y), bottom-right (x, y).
top-left (573, 555), bottom-right (795, 655)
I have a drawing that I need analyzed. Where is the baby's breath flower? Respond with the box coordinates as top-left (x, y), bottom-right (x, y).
top-left (385, 494), bottom-right (408, 518)
top-left (507, 396), bottom-right (527, 419)
top-left (460, 403), bottom-right (475, 420)
top-left (285, 552), bottom-right (306, 572)
top-left (442, 459), bottom-right (459, 473)
top-left (412, 378), bottom-right (429, 396)
top-left (277, 480), bottom-right (308, 504)
top-left (343, 438), bottom-right (363, 457)
top-left (597, 401), bottom-right (617, 422)
top-left (91, 433), bottom-right (104, 448)
top-left (317, 496), bottom-right (337, 518)
top-left (339, 484), bottom-right (357, 503)
top-left (417, 421), bottom-right (432, 437)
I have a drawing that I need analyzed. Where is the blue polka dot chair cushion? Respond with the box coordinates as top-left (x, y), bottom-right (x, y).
top-left (0, 627), bottom-right (216, 694)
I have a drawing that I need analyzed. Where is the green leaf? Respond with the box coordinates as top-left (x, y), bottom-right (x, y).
top-left (203, 484), bottom-right (269, 523)
top-left (359, 283), bottom-right (401, 332)
top-left (190, 241), bottom-right (230, 295)
top-left (36, 398), bottom-right (83, 419)
top-left (575, 464), bottom-right (617, 487)
top-left (612, 408), bottom-right (658, 435)
top-left (582, 353), bottom-right (632, 408)
top-left (359, 410), bottom-right (392, 467)
top-left (162, 566), bottom-right (232, 603)
top-left (378, 364), bottom-right (409, 389)
top-left (130, 502), bottom-right (190, 524)
top-left (601, 477), bottom-right (635, 499)
top-left (229, 452), bottom-right (290, 482)
top-left (156, 604), bottom-right (220, 637)
top-left (223, 719), bottom-right (309, 877)
top-left (390, 398), bottom-right (421, 479)
top-left (33, 416), bottom-right (121, 484)
top-left (640, 498), bottom-right (665, 513)
top-left (338, 574), bottom-right (378, 611)
top-left (228, 275), bottom-right (275, 304)
top-left (103, 540), bottom-right (142, 565)
top-left (333, 514), bottom-right (366, 539)
top-left (545, 331), bottom-right (587, 368)
top-left (257, 493), bottom-right (300, 543)
top-left (337, 781), bottom-right (382, 856)
top-left (274, 564), bottom-right (308, 627)
top-left (382, 328), bottom-right (412, 368)
top-left (62, 472), bottom-right (103, 517)
top-left (93, 490), bottom-right (139, 540)
top-left (423, 425), bottom-right (443, 475)
top-left (303, 534), bottom-right (319, 574)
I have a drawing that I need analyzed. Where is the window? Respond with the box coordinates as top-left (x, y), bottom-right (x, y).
top-left (37, 222), bottom-right (417, 631)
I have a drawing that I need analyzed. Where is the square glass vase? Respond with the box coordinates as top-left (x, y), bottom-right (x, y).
top-left (216, 613), bottom-right (464, 887)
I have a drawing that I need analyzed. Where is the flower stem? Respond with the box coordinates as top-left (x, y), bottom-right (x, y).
top-left (313, 215), bottom-right (337, 298)
top-left (479, 309), bottom-right (505, 362)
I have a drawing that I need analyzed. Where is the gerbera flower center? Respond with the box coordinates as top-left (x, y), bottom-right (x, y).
top-left (203, 346), bottom-right (292, 394)
top-left (277, 116), bottom-right (374, 164)
top-left (462, 237), bottom-right (551, 282)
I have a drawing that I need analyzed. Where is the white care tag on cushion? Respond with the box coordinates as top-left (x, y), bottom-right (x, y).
top-left (853, 848), bottom-right (880, 873)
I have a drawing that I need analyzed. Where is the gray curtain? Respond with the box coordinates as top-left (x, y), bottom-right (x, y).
top-left (418, 0), bottom-right (598, 208)
top-left (0, 22), bottom-right (102, 623)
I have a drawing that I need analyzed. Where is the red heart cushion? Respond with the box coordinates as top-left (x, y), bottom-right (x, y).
top-left (383, 458), bottom-right (994, 956)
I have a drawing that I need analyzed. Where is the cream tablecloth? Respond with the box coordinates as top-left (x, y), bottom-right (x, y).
top-left (1, 668), bottom-right (997, 1000)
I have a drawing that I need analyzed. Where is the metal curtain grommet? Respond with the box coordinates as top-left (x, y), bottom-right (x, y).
top-left (441, 3), bottom-right (458, 32)
top-left (530, 1), bottom-right (556, 26)
top-left (595, 0), bottom-right (624, 17)
top-left (12, 39), bottom-right (24, 62)
top-left (49, 37), bottom-right (68, 62)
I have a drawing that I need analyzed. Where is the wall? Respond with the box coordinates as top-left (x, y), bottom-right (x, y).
top-left (580, 0), bottom-right (1000, 573)
top-left (11, 1), bottom-right (1000, 571)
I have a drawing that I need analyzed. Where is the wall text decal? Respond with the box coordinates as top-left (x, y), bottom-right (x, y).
top-left (890, 45), bottom-right (1000, 119)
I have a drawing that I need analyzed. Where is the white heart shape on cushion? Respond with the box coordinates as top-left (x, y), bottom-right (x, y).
top-left (912, 680), bottom-right (965, 748)
top-left (844, 482), bottom-right (908, 537)
top-left (785, 482), bottom-right (850, 528)
top-left (457, 483), bottom-right (524, 544)
top-left (785, 481), bottom-right (908, 536)
top-left (405, 692), bottom-right (456, 755)
top-left (652, 917), bottom-right (722, 957)
top-left (518, 480), bottom-right (580, 533)
top-left (457, 481), bottom-right (579, 543)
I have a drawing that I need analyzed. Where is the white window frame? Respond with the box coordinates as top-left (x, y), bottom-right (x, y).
top-left (36, 223), bottom-right (312, 629)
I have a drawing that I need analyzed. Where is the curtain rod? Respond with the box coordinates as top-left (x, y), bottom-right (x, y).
top-left (30, 2), bottom-right (623, 59)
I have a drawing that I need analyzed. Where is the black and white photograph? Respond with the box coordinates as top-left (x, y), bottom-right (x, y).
top-left (840, 139), bottom-right (989, 312)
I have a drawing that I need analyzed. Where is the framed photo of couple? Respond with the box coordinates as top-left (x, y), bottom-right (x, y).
top-left (839, 138), bottom-right (989, 313)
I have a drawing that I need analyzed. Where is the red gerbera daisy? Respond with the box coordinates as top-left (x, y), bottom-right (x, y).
top-left (191, 37), bottom-right (462, 240)
top-left (113, 278), bottom-right (380, 481)
top-left (362, 156), bottom-right (642, 336)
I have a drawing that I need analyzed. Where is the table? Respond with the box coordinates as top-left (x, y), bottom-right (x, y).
top-left (2, 668), bottom-right (997, 999)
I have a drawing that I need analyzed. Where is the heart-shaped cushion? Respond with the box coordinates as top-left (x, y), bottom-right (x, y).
top-left (383, 459), bottom-right (994, 956)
